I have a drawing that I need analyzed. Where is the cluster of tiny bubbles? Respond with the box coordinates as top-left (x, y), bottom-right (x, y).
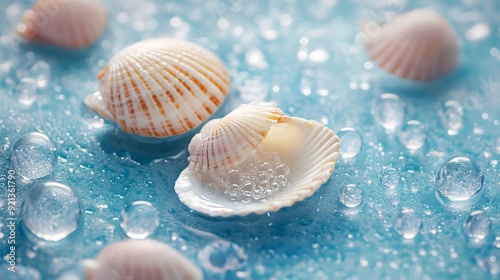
top-left (398, 120), bottom-right (426, 150)
top-left (120, 201), bottom-right (160, 239)
top-left (371, 93), bottom-right (407, 133)
top-left (380, 167), bottom-right (401, 189)
top-left (21, 182), bottom-right (81, 242)
top-left (394, 209), bottom-right (422, 239)
top-left (337, 184), bottom-right (363, 208)
top-left (0, 264), bottom-right (41, 280)
top-left (217, 151), bottom-right (291, 203)
top-left (439, 100), bottom-right (464, 136)
top-left (198, 240), bottom-right (248, 274)
top-left (337, 127), bottom-right (363, 160)
top-left (464, 210), bottom-right (492, 240)
top-left (10, 132), bottom-right (56, 183)
top-left (436, 156), bottom-right (484, 202)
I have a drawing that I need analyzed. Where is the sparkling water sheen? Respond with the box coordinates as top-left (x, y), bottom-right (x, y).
top-left (436, 157), bottom-right (484, 202)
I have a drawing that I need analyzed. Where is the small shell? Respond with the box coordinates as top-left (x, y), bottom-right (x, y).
top-left (16, 0), bottom-right (108, 49)
top-left (85, 37), bottom-right (230, 138)
top-left (361, 9), bottom-right (459, 81)
top-left (175, 103), bottom-right (340, 217)
top-left (83, 239), bottom-right (202, 280)
top-left (189, 102), bottom-right (284, 172)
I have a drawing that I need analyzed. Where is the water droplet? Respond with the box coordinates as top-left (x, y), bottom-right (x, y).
top-left (380, 167), bottom-right (400, 189)
top-left (14, 78), bottom-right (38, 106)
top-left (10, 132), bottom-right (56, 183)
top-left (120, 201), bottom-right (160, 239)
top-left (436, 156), bottom-right (484, 201)
top-left (337, 128), bottom-right (362, 159)
top-left (338, 184), bottom-right (362, 208)
top-left (198, 240), bottom-right (248, 273)
top-left (394, 209), bottom-right (421, 239)
top-left (372, 93), bottom-right (406, 133)
top-left (464, 210), bottom-right (492, 240)
top-left (30, 60), bottom-right (51, 88)
top-left (439, 100), bottom-right (464, 136)
top-left (399, 120), bottom-right (426, 150)
top-left (21, 182), bottom-right (81, 241)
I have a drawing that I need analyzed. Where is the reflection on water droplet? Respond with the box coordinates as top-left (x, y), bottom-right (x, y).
top-left (14, 78), bottom-right (38, 106)
top-left (381, 167), bottom-right (400, 189)
top-left (338, 184), bottom-right (362, 208)
top-left (439, 100), bottom-right (464, 136)
top-left (394, 209), bottom-right (421, 239)
top-left (436, 156), bottom-right (483, 202)
top-left (399, 120), bottom-right (426, 150)
top-left (464, 210), bottom-right (491, 240)
top-left (10, 132), bottom-right (56, 183)
top-left (372, 93), bottom-right (406, 133)
top-left (21, 182), bottom-right (81, 241)
top-left (30, 60), bottom-right (51, 88)
top-left (199, 240), bottom-right (248, 273)
top-left (338, 128), bottom-right (362, 159)
top-left (120, 201), bottom-right (160, 239)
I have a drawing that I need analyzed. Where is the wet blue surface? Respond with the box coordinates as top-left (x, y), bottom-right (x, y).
top-left (0, 0), bottom-right (499, 279)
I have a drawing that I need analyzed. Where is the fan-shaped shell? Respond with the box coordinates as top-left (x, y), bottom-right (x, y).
top-left (361, 9), bottom-right (459, 81)
top-left (84, 37), bottom-right (230, 138)
top-left (16, 0), bottom-right (107, 49)
top-left (83, 239), bottom-right (202, 280)
top-left (189, 102), bottom-right (284, 172)
top-left (175, 110), bottom-right (340, 217)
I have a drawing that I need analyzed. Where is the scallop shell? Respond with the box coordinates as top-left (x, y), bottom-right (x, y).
top-left (83, 239), bottom-right (202, 280)
top-left (84, 37), bottom-right (230, 138)
top-left (175, 102), bottom-right (340, 217)
top-left (361, 9), bottom-right (459, 81)
top-left (189, 102), bottom-right (284, 172)
top-left (16, 0), bottom-right (108, 49)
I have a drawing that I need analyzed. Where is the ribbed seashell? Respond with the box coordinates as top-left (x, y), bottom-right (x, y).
top-left (83, 239), bottom-right (202, 280)
top-left (361, 9), bottom-right (459, 81)
top-left (84, 37), bottom-right (230, 138)
top-left (175, 102), bottom-right (340, 217)
top-left (16, 0), bottom-right (108, 49)
top-left (189, 102), bottom-right (284, 172)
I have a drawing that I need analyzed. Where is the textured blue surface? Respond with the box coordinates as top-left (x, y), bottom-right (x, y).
top-left (0, 0), bottom-right (500, 279)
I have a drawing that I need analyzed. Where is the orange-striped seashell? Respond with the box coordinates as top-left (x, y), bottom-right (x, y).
top-left (83, 239), bottom-right (202, 280)
top-left (16, 0), bottom-right (108, 49)
top-left (84, 37), bottom-right (230, 138)
top-left (361, 9), bottom-right (459, 81)
top-left (189, 102), bottom-right (284, 172)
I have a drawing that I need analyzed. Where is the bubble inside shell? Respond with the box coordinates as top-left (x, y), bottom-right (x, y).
top-left (176, 102), bottom-right (340, 217)
top-left (17, 0), bottom-right (108, 49)
top-left (361, 9), bottom-right (459, 81)
top-left (84, 37), bottom-right (230, 138)
top-left (83, 239), bottom-right (202, 280)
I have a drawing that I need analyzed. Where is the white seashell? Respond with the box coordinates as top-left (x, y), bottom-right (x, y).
top-left (175, 102), bottom-right (340, 217)
top-left (189, 102), bottom-right (284, 172)
top-left (16, 0), bottom-right (108, 49)
top-left (361, 9), bottom-right (459, 81)
top-left (83, 239), bottom-right (202, 280)
top-left (84, 37), bottom-right (230, 138)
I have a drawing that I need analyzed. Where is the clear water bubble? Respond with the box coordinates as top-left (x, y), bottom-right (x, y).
top-left (14, 78), bottom-right (38, 106)
top-left (10, 132), bottom-right (56, 183)
top-left (436, 156), bottom-right (484, 202)
top-left (337, 128), bottom-right (363, 159)
top-left (372, 93), bottom-right (406, 133)
top-left (338, 184), bottom-right (363, 208)
top-left (30, 60), bottom-right (51, 88)
top-left (394, 209), bottom-right (421, 239)
top-left (0, 265), bottom-right (41, 280)
top-left (380, 167), bottom-right (400, 189)
top-left (21, 182), bottom-right (81, 241)
top-left (120, 201), bottom-right (160, 239)
top-left (439, 100), bottom-right (464, 136)
top-left (399, 120), bottom-right (426, 150)
top-left (464, 210), bottom-right (492, 240)
top-left (198, 240), bottom-right (248, 273)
